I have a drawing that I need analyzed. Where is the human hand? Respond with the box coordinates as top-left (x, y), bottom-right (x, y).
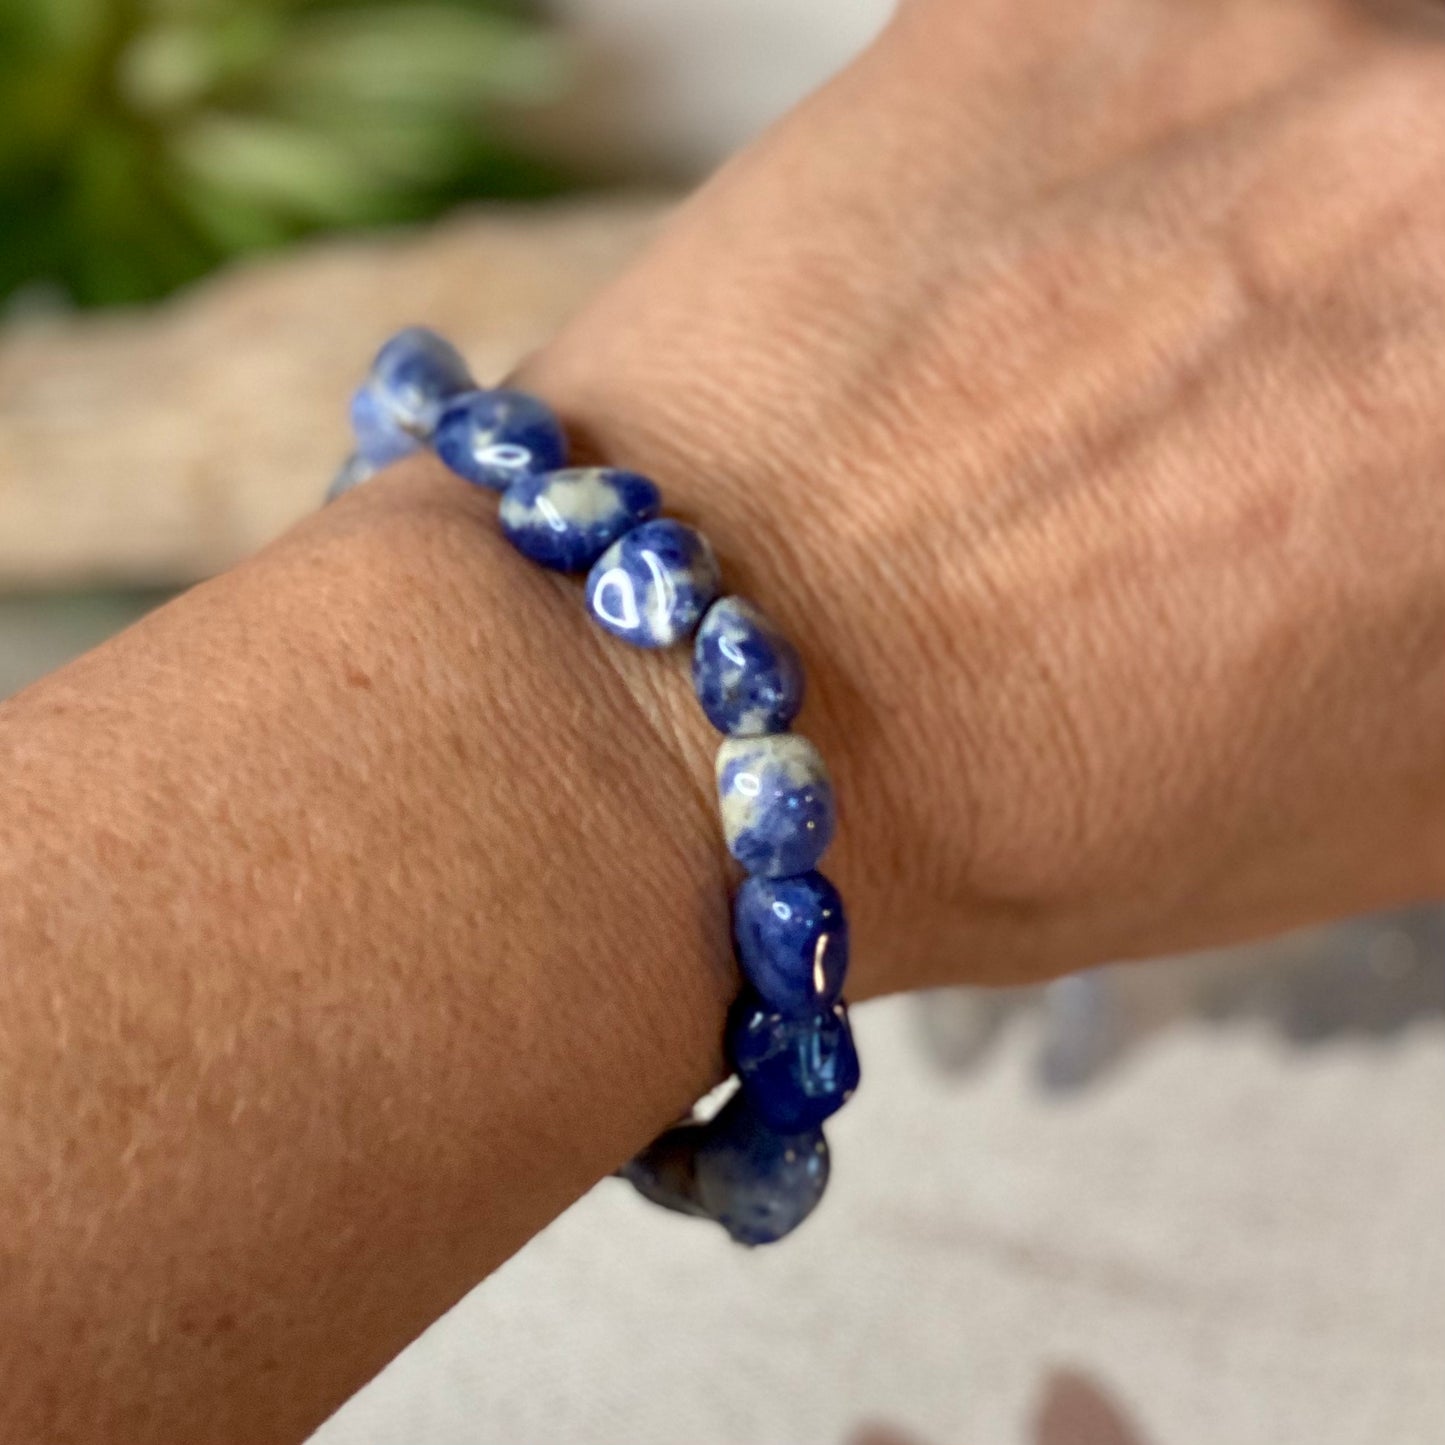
top-left (520, 0), bottom-right (1445, 997)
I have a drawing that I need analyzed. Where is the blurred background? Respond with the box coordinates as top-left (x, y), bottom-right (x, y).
top-left (0, 3), bottom-right (1441, 1443)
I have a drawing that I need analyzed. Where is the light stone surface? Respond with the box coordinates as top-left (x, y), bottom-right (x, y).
top-left (0, 197), bottom-right (668, 588)
top-left (716, 732), bottom-right (835, 876)
top-left (499, 468), bottom-right (641, 532)
top-left (312, 990), bottom-right (1445, 1445)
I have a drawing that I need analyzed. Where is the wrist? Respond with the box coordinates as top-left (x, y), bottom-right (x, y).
top-left (0, 453), bottom-right (739, 1441)
top-left (309, 451), bottom-right (738, 1107)
top-left (507, 338), bottom-right (1041, 999)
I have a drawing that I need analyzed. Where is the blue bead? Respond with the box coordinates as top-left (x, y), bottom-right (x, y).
top-left (367, 326), bottom-right (472, 436)
top-left (433, 388), bottom-right (568, 492)
top-left (729, 998), bottom-right (860, 1131)
top-left (620, 1093), bottom-right (830, 1246)
top-left (349, 383), bottom-right (419, 467)
top-left (586, 519), bottom-right (721, 648)
top-left (617, 1128), bottom-right (712, 1223)
top-left (326, 451), bottom-right (377, 504)
top-left (716, 734), bottom-right (836, 877)
top-left (692, 596), bottom-right (805, 736)
top-left (697, 1094), bottom-right (830, 1245)
top-left (733, 871), bottom-right (849, 1014)
top-left (499, 467), bottom-right (660, 572)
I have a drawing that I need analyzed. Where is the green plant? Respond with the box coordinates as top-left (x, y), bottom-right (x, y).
top-left (0, 0), bottom-right (570, 307)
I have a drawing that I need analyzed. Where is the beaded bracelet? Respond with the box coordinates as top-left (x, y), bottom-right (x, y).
top-left (331, 327), bottom-right (859, 1246)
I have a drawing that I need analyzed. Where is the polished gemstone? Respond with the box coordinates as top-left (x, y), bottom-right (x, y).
top-left (733, 870), bottom-right (848, 1014)
top-left (692, 596), bottom-right (805, 736)
top-left (620, 1092), bottom-right (830, 1246)
top-left (500, 468), bottom-right (660, 571)
top-left (716, 733), bottom-right (835, 877)
top-left (586, 519), bottom-right (721, 648)
top-left (367, 326), bottom-right (472, 435)
top-left (349, 382), bottom-right (418, 467)
top-left (694, 1094), bottom-right (830, 1245)
top-left (350, 326), bottom-right (472, 465)
top-left (433, 388), bottom-right (568, 492)
top-left (729, 997), bottom-right (860, 1131)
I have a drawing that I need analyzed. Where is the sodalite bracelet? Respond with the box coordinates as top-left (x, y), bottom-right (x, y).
top-left (334, 327), bottom-right (859, 1246)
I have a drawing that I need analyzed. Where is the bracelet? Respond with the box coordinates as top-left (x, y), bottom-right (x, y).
top-left (331, 327), bottom-right (860, 1246)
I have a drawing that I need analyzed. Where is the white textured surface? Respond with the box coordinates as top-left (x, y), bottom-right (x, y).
top-left (313, 995), bottom-right (1445, 1445)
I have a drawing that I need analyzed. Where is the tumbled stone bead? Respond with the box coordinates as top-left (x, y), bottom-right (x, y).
top-left (325, 451), bottom-right (377, 504)
top-left (500, 468), bottom-right (661, 572)
top-left (733, 870), bottom-right (849, 1015)
top-left (586, 519), bottom-right (721, 648)
top-left (433, 388), bottom-right (568, 492)
top-left (617, 1128), bottom-right (710, 1222)
top-left (367, 325), bottom-right (473, 436)
top-left (716, 733), bottom-right (836, 877)
top-left (696, 1094), bottom-right (830, 1245)
top-left (349, 382), bottom-right (419, 467)
top-left (349, 327), bottom-right (471, 466)
top-left (728, 997), bottom-right (860, 1132)
top-left (620, 1093), bottom-right (829, 1246)
top-left (692, 596), bottom-right (805, 736)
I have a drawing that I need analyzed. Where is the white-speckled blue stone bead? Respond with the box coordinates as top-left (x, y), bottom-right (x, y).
top-left (349, 382), bottom-right (419, 467)
top-left (694, 1095), bottom-right (830, 1245)
top-left (692, 596), bottom-right (805, 737)
top-left (619, 1093), bottom-right (830, 1246)
top-left (432, 388), bottom-right (568, 492)
top-left (325, 452), bottom-right (377, 504)
top-left (350, 326), bottom-right (472, 466)
top-left (499, 468), bottom-right (661, 572)
top-left (352, 326), bottom-right (476, 462)
top-left (367, 326), bottom-right (472, 434)
top-left (733, 870), bottom-right (849, 1014)
top-left (716, 733), bottom-right (836, 877)
top-left (729, 997), bottom-right (861, 1132)
top-left (586, 519), bottom-right (722, 648)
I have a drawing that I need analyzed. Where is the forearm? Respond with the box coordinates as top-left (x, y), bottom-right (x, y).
top-left (0, 461), bottom-right (736, 1443)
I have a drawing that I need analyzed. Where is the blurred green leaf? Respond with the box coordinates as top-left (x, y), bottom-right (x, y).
top-left (0, 0), bottom-right (573, 309)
